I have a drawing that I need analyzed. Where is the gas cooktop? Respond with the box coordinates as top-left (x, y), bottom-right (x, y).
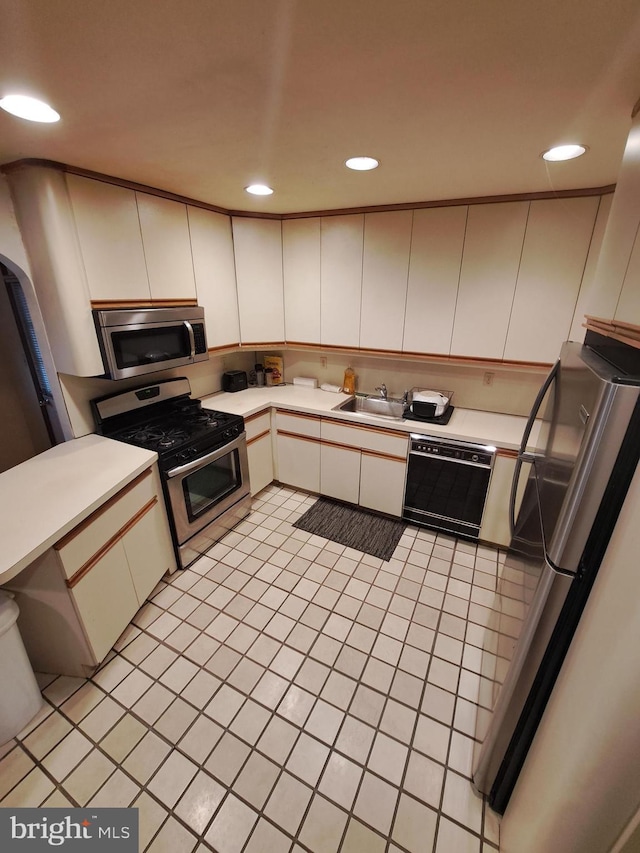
top-left (92, 378), bottom-right (245, 471)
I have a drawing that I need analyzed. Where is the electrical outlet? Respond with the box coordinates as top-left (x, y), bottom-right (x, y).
top-left (320, 356), bottom-right (327, 368)
top-left (483, 371), bottom-right (494, 386)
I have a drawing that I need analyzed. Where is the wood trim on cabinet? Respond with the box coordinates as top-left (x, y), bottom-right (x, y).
top-left (247, 429), bottom-right (271, 446)
top-left (280, 341), bottom-right (552, 371)
top-left (54, 469), bottom-right (153, 551)
top-left (277, 430), bottom-right (320, 445)
top-left (0, 158), bottom-right (615, 220)
top-left (496, 447), bottom-right (519, 459)
top-left (90, 298), bottom-right (198, 310)
top-left (245, 409), bottom-right (271, 423)
top-left (319, 438), bottom-right (362, 455)
top-left (584, 315), bottom-right (640, 350)
top-left (239, 342), bottom-right (287, 350)
top-left (321, 417), bottom-right (407, 441)
top-left (361, 448), bottom-right (407, 463)
top-left (65, 497), bottom-right (158, 589)
top-left (275, 410), bottom-right (321, 422)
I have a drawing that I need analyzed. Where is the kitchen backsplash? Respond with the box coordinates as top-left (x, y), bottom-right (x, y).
top-left (266, 348), bottom-right (549, 417)
top-left (59, 351), bottom-right (256, 437)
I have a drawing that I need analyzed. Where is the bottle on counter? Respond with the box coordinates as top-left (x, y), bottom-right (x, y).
top-left (255, 364), bottom-right (265, 387)
top-left (343, 366), bottom-right (356, 394)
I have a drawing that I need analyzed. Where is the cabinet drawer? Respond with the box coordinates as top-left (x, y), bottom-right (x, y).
top-left (321, 418), bottom-right (408, 457)
top-left (275, 410), bottom-right (321, 438)
top-left (245, 409), bottom-right (271, 441)
top-left (55, 469), bottom-right (156, 580)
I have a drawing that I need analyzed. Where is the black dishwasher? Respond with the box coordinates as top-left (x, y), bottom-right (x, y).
top-left (403, 434), bottom-right (495, 539)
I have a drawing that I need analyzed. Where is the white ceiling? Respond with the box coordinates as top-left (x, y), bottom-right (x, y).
top-left (2, 0), bottom-right (640, 214)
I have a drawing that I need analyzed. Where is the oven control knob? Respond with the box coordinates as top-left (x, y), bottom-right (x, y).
top-left (471, 454), bottom-right (479, 462)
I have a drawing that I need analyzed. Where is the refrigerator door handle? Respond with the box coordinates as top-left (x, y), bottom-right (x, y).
top-left (509, 360), bottom-right (559, 537)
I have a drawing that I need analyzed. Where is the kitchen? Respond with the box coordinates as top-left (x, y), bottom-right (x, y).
top-left (1, 2), bottom-right (640, 852)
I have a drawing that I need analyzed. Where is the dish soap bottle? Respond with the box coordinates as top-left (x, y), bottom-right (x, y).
top-left (343, 366), bottom-right (356, 394)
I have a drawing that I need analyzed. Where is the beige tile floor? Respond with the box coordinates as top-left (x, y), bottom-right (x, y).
top-left (0, 484), bottom-right (502, 852)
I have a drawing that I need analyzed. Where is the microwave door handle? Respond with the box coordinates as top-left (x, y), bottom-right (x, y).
top-left (509, 359), bottom-right (559, 537)
top-left (184, 320), bottom-right (196, 358)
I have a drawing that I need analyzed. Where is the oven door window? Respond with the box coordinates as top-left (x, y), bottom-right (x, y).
top-left (405, 457), bottom-right (491, 526)
top-left (111, 324), bottom-right (191, 370)
top-left (182, 448), bottom-right (241, 522)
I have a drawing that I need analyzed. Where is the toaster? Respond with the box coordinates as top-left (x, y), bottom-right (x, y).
top-left (222, 370), bottom-right (248, 392)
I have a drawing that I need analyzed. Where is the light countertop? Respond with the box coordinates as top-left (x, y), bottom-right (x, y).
top-left (201, 385), bottom-right (531, 450)
top-left (0, 434), bottom-right (157, 584)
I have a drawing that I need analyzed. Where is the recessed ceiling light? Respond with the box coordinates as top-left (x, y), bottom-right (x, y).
top-left (245, 184), bottom-right (274, 196)
top-left (541, 144), bottom-right (587, 162)
top-left (0, 94), bottom-right (60, 123)
top-left (345, 156), bottom-right (379, 171)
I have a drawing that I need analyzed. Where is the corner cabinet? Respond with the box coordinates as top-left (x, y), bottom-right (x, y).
top-left (233, 217), bottom-right (285, 344)
top-left (188, 205), bottom-right (240, 348)
top-left (245, 409), bottom-right (274, 496)
top-left (7, 465), bottom-right (176, 676)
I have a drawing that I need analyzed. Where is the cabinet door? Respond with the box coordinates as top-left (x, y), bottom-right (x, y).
top-left (66, 174), bottom-right (150, 302)
top-left (283, 218), bottom-right (321, 344)
top-left (123, 501), bottom-right (175, 604)
top-left (247, 433), bottom-right (274, 496)
top-left (451, 201), bottom-right (529, 359)
top-left (504, 197), bottom-right (600, 363)
top-left (188, 206), bottom-right (240, 348)
top-left (360, 211), bottom-right (413, 351)
top-left (320, 444), bottom-right (361, 504)
top-left (233, 217), bottom-right (285, 343)
top-left (70, 540), bottom-right (139, 662)
top-left (136, 193), bottom-right (197, 301)
top-left (320, 214), bottom-right (364, 348)
top-left (359, 452), bottom-right (406, 518)
top-left (276, 434), bottom-right (320, 492)
top-left (403, 206), bottom-right (467, 354)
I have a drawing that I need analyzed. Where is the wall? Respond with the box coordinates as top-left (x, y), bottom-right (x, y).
top-left (500, 461), bottom-right (640, 853)
top-left (266, 348), bottom-right (549, 417)
top-left (59, 350), bottom-right (256, 437)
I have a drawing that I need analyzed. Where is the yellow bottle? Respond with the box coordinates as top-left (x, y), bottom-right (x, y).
top-left (343, 366), bottom-right (356, 394)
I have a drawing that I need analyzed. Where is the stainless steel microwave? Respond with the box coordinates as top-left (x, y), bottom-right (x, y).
top-left (93, 306), bottom-right (209, 379)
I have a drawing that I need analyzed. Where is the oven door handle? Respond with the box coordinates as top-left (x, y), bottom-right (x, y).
top-left (166, 431), bottom-right (246, 478)
top-left (184, 320), bottom-right (196, 359)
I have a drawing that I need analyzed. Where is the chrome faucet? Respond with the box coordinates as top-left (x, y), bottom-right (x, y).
top-left (375, 383), bottom-right (388, 399)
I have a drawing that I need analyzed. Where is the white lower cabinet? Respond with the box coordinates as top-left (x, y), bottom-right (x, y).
top-left (245, 410), bottom-right (274, 496)
top-left (275, 411), bottom-right (321, 492)
top-left (6, 466), bottom-right (176, 676)
top-left (359, 451), bottom-right (407, 517)
top-left (320, 443), bottom-right (361, 504)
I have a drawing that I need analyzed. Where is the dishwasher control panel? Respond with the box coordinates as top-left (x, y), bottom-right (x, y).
top-left (409, 435), bottom-right (495, 467)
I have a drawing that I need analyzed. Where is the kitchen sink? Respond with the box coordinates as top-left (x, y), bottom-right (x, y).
top-left (333, 395), bottom-right (405, 420)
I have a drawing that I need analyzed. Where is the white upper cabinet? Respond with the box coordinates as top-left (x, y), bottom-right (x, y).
top-left (233, 217), bottom-right (285, 343)
top-left (187, 206), bottom-right (240, 348)
top-left (136, 192), bottom-right (197, 301)
top-left (615, 226), bottom-right (640, 326)
top-left (66, 174), bottom-right (150, 302)
top-left (569, 194), bottom-right (612, 342)
top-left (451, 201), bottom-right (529, 359)
top-left (360, 210), bottom-right (413, 351)
top-left (504, 196), bottom-right (600, 363)
top-left (283, 218), bottom-right (321, 344)
top-left (320, 214), bottom-right (364, 348)
top-left (403, 205), bottom-right (467, 355)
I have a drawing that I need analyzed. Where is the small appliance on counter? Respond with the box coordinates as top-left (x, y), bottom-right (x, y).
top-left (222, 370), bottom-right (248, 392)
top-left (403, 389), bottom-right (454, 424)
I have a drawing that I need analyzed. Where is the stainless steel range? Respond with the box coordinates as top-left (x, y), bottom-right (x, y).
top-left (92, 378), bottom-right (251, 568)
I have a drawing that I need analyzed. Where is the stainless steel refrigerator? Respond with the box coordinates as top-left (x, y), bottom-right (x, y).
top-left (473, 332), bottom-right (640, 814)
